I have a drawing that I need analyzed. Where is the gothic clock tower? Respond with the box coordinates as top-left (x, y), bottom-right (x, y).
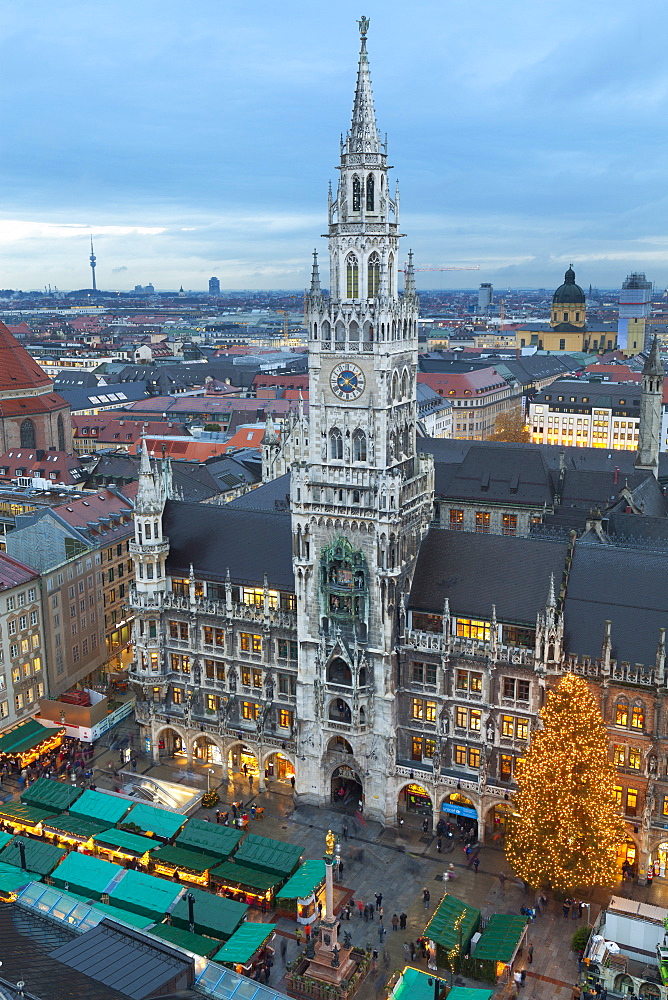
top-left (291, 17), bottom-right (434, 822)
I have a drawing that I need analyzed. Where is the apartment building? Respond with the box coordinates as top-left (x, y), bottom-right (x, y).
top-left (0, 553), bottom-right (46, 731)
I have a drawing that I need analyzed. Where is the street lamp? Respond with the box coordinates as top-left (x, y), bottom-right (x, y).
top-left (207, 768), bottom-right (214, 793)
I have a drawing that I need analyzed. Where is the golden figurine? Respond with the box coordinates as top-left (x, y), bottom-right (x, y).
top-left (325, 829), bottom-right (336, 855)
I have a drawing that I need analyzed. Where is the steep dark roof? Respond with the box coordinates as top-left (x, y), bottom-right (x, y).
top-left (563, 541), bottom-right (668, 664)
top-left (163, 499), bottom-right (294, 590)
top-left (444, 445), bottom-right (553, 506)
top-left (227, 473), bottom-right (291, 513)
top-left (408, 529), bottom-right (569, 624)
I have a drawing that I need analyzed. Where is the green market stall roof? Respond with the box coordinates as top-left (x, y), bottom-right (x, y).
top-left (0, 801), bottom-right (56, 829)
top-left (232, 834), bottom-right (302, 877)
top-left (170, 886), bottom-right (247, 940)
top-left (389, 967), bottom-right (449, 1000)
top-left (472, 914), bottom-right (528, 964)
top-left (0, 718), bottom-right (62, 758)
top-left (447, 990), bottom-right (494, 1000)
top-left (176, 818), bottom-right (244, 860)
top-left (151, 844), bottom-right (221, 874)
top-left (51, 851), bottom-right (123, 899)
top-left (0, 837), bottom-right (65, 875)
top-left (21, 777), bottom-right (82, 813)
top-left (214, 923), bottom-right (276, 965)
top-left (92, 828), bottom-right (161, 857)
top-left (108, 868), bottom-right (183, 920)
top-left (42, 814), bottom-right (111, 841)
top-left (151, 923), bottom-right (220, 957)
top-left (276, 860), bottom-right (326, 900)
top-left (424, 893), bottom-right (481, 954)
top-left (0, 863), bottom-right (40, 897)
top-left (122, 802), bottom-right (186, 840)
top-left (69, 789), bottom-right (133, 825)
top-left (52, 888), bottom-right (156, 931)
top-left (0, 832), bottom-right (14, 851)
top-left (211, 861), bottom-right (283, 895)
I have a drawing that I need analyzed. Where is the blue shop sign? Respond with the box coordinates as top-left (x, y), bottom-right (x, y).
top-left (441, 801), bottom-right (477, 819)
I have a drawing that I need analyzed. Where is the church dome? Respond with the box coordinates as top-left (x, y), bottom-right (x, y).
top-left (553, 266), bottom-right (585, 305)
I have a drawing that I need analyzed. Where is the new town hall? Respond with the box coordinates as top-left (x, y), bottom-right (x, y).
top-left (130, 21), bottom-right (668, 882)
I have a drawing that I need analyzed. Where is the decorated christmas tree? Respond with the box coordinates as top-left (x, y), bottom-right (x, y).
top-left (506, 672), bottom-right (625, 891)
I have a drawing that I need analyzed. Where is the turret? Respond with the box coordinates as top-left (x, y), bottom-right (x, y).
top-left (130, 439), bottom-right (169, 596)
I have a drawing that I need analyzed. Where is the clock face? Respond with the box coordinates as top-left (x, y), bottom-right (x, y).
top-left (330, 362), bottom-right (366, 401)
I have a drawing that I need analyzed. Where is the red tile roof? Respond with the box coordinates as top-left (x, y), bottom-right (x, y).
top-left (417, 368), bottom-right (507, 398)
top-left (0, 322), bottom-right (52, 393)
top-left (0, 449), bottom-right (84, 485)
top-left (0, 393), bottom-right (69, 417)
top-left (0, 551), bottom-right (39, 590)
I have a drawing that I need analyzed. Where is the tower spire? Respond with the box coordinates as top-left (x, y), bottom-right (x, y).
top-left (349, 16), bottom-right (380, 155)
top-left (309, 250), bottom-right (322, 296)
top-left (404, 250), bottom-right (416, 298)
top-left (89, 236), bottom-right (97, 291)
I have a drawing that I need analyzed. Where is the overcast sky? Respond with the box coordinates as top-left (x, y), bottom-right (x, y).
top-left (2, 0), bottom-right (668, 292)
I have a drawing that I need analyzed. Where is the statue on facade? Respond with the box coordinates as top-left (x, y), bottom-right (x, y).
top-left (265, 672), bottom-right (274, 701)
top-left (440, 708), bottom-right (450, 736)
top-left (486, 720), bottom-right (495, 745)
top-left (325, 829), bottom-right (336, 856)
top-left (193, 659), bottom-right (201, 685)
top-left (642, 780), bottom-right (655, 833)
top-left (357, 15), bottom-right (369, 37)
top-left (229, 667), bottom-right (237, 693)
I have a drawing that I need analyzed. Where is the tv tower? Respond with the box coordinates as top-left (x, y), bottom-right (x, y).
top-left (89, 236), bottom-right (97, 291)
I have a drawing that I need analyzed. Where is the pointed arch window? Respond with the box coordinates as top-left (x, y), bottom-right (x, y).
top-left (20, 419), bottom-right (36, 448)
top-left (366, 174), bottom-right (374, 211)
top-left (329, 428), bottom-right (343, 460)
top-left (367, 253), bottom-right (380, 298)
top-left (346, 254), bottom-right (359, 299)
top-left (352, 429), bottom-right (367, 462)
top-left (352, 176), bottom-right (361, 212)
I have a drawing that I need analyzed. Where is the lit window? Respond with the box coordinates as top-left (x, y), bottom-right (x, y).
top-left (279, 709), bottom-right (293, 729)
top-left (456, 619), bottom-right (490, 641)
top-left (502, 715), bottom-right (514, 738)
top-left (455, 707), bottom-right (467, 729)
top-left (515, 718), bottom-right (528, 741)
top-left (626, 788), bottom-right (638, 816)
top-left (411, 698), bottom-right (423, 721)
top-left (454, 745), bottom-right (467, 766)
top-left (502, 514), bottom-right (517, 536)
top-left (613, 745), bottom-right (625, 767)
top-left (500, 755), bottom-right (512, 779)
top-left (468, 747), bottom-right (480, 768)
top-left (449, 509), bottom-right (464, 531)
top-left (425, 701), bottom-right (436, 723)
top-left (628, 748), bottom-right (641, 770)
top-left (631, 706), bottom-right (644, 730)
top-left (615, 702), bottom-right (628, 727)
top-left (475, 511), bottom-right (490, 533)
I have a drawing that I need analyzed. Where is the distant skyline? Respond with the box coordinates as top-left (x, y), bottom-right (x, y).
top-left (2, 0), bottom-right (668, 293)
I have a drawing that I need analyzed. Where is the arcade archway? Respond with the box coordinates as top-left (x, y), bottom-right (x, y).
top-left (398, 783), bottom-right (432, 817)
top-left (441, 791), bottom-right (478, 839)
top-left (228, 743), bottom-right (259, 778)
top-left (331, 764), bottom-right (363, 811)
top-left (155, 727), bottom-right (186, 758)
top-left (327, 736), bottom-right (353, 754)
top-left (328, 698), bottom-right (352, 724)
top-left (264, 751), bottom-right (294, 782)
top-left (486, 802), bottom-right (514, 845)
top-left (192, 735), bottom-right (223, 765)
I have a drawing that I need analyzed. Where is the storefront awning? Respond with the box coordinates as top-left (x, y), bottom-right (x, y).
top-left (276, 860), bottom-right (326, 901)
top-left (214, 923), bottom-right (276, 965)
top-left (210, 861), bottom-right (282, 895)
top-left (472, 914), bottom-right (528, 964)
top-left (0, 719), bottom-right (62, 758)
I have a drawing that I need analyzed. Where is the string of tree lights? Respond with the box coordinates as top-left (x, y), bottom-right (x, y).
top-left (506, 673), bottom-right (625, 892)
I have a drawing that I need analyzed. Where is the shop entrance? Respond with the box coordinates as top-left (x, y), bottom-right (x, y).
top-left (617, 837), bottom-right (637, 880)
top-left (442, 792), bottom-right (478, 839)
top-left (331, 764), bottom-right (363, 811)
top-left (399, 783), bottom-right (433, 816)
top-left (264, 752), bottom-right (294, 782)
top-left (486, 802), bottom-right (514, 845)
top-left (228, 744), bottom-right (259, 778)
top-left (193, 736), bottom-right (223, 765)
top-left (157, 728), bottom-right (186, 758)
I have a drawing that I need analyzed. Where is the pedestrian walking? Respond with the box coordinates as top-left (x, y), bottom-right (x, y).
top-left (392, 914), bottom-right (399, 931)
top-left (368, 902), bottom-right (374, 921)
top-left (571, 898), bottom-right (579, 919)
top-left (357, 900), bottom-right (364, 917)
top-left (305, 923), bottom-right (311, 940)
top-left (248, 773), bottom-right (254, 791)
top-left (498, 871), bottom-right (506, 891)
top-left (215, 810), bottom-right (220, 824)
top-left (342, 822), bottom-right (348, 841)
top-left (338, 860), bottom-right (344, 879)
top-left (378, 924), bottom-right (385, 942)
top-left (423, 887), bottom-right (430, 909)
top-left (375, 892), bottom-right (382, 910)
top-left (280, 939), bottom-right (287, 962)
top-left (563, 899), bottom-right (571, 919)
top-left (422, 817), bottom-right (429, 834)
top-left (520, 970), bottom-right (526, 987)
top-left (295, 928), bottom-right (302, 945)
top-left (399, 912), bottom-right (407, 930)
top-left (317, 901), bottom-right (323, 918)
top-left (232, 802), bottom-right (238, 819)
top-left (473, 856), bottom-right (480, 873)
top-left (403, 942), bottom-right (410, 961)
top-left (378, 905), bottom-right (383, 921)
top-left (436, 837), bottom-right (442, 852)
top-left (290, 774), bottom-right (296, 789)
top-left (528, 944), bottom-right (534, 964)
top-left (409, 941), bottom-right (416, 961)
top-left (363, 904), bottom-right (369, 923)
top-left (578, 901), bottom-right (584, 918)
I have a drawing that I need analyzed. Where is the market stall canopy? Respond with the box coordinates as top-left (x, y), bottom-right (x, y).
top-left (425, 893), bottom-right (481, 954)
top-left (21, 776), bottom-right (83, 813)
top-left (276, 860), bottom-right (326, 900)
top-left (0, 831), bottom-right (13, 850)
top-left (122, 802), bottom-right (186, 841)
top-left (0, 801), bottom-right (56, 829)
top-left (232, 833), bottom-right (302, 877)
top-left (170, 885), bottom-right (247, 940)
top-left (92, 828), bottom-right (160, 858)
top-left (471, 914), bottom-right (528, 964)
top-left (389, 967), bottom-right (450, 1000)
top-left (43, 814), bottom-right (111, 841)
top-left (210, 861), bottom-right (283, 895)
top-left (0, 863), bottom-right (40, 897)
top-left (175, 818), bottom-right (244, 860)
top-left (447, 990), bottom-right (494, 1000)
top-left (151, 923), bottom-right (220, 957)
top-left (51, 851), bottom-right (123, 899)
top-left (0, 837), bottom-right (65, 875)
top-left (0, 718), bottom-right (62, 757)
top-left (151, 844), bottom-right (221, 874)
top-left (70, 788), bottom-right (133, 825)
top-left (108, 868), bottom-right (183, 920)
top-left (214, 922), bottom-right (276, 965)
top-left (56, 889), bottom-right (157, 931)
